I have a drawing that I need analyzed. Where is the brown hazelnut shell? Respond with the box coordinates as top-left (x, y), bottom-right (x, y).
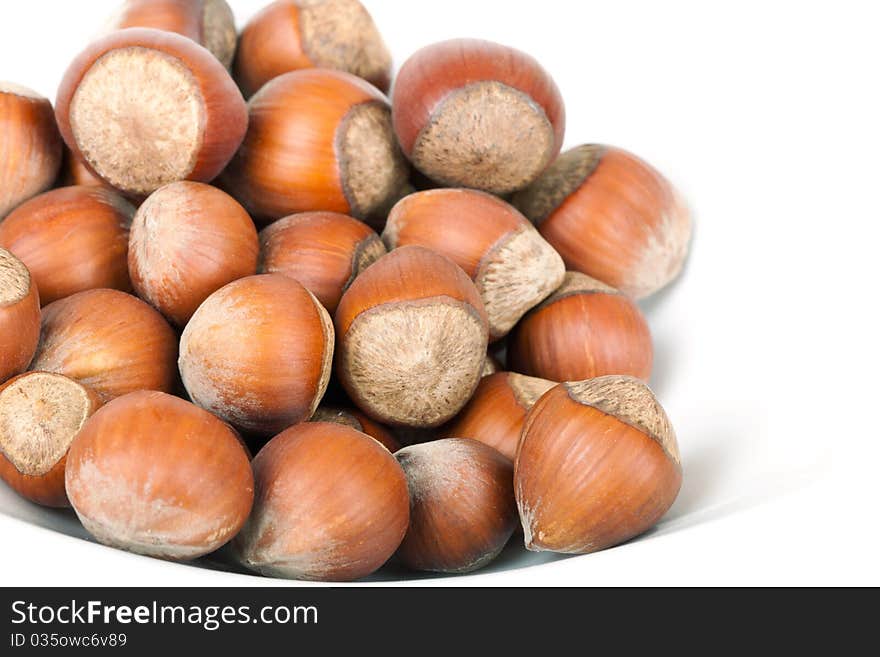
top-left (30, 289), bottom-right (178, 402)
top-left (0, 186), bottom-right (135, 305)
top-left (395, 438), bottom-right (517, 574)
top-left (259, 211), bottom-right (385, 314)
top-left (515, 376), bottom-right (682, 554)
top-left (392, 39), bottom-right (565, 195)
top-left (0, 372), bottom-right (101, 507)
top-left (508, 271), bottom-right (653, 382)
top-left (384, 189), bottom-right (564, 339)
top-left (0, 83), bottom-right (62, 220)
top-left (335, 245), bottom-right (489, 428)
top-left (220, 69), bottom-right (408, 226)
top-left (512, 145), bottom-right (692, 299)
top-left (234, 421), bottom-right (409, 581)
top-left (109, 0), bottom-right (237, 68)
top-left (0, 248), bottom-right (40, 383)
top-left (56, 28), bottom-right (248, 198)
top-left (65, 390), bottom-right (254, 560)
top-left (129, 181), bottom-right (259, 326)
top-left (179, 274), bottom-right (334, 435)
top-left (234, 0), bottom-right (391, 97)
top-left (58, 148), bottom-right (112, 190)
top-left (442, 372), bottom-right (555, 461)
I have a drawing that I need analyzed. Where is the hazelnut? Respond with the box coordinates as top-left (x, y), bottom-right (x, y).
top-left (515, 376), bottom-right (682, 554)
top-left (392, 39), bottom-right (565, 195)
top-left (0, 186), bottom-right (135, 305)
top-left (107, 0), bottom-right (237, 68)
top-left (179, 274), bottom-right (334, 435)
top-left (259, 211), bottom-right (386, 314)
top-left (395, 438), bottom-right (516, 574)
top-left (512, 144), bottom-right (692, 298)
top-left (234, 421), bottom-right (409, 581)
top-left (0, 248), bottom-right (40, 383)
top-left (0, 83), bottom-right (63, 219)
top-left (56, 28), bottom-right (248, 198)
top-left (58, 148), bottom-right (111, 190)
top-left (0, 372), bottom-right (101, 507)
top-left (311, 405), bottom-right (400, 453)
top-left (128, 181), bottom-right (259, 327)
top-left (443, 372), bottom-right (554, 461)
top-left (383, 189), bottom-right (565, 340)
top-left (221, 69), bottom-right (408, 226)
top-left (508, 271), bottom-right (653, 382)
top-left (30, 289), bottom-right (178, 402)
top-left (234, 0), bottom-right (391, 97)
top-left (65, 390), bottom-right (254, 560)
top-left (335, 245), bottom-right (489, 428)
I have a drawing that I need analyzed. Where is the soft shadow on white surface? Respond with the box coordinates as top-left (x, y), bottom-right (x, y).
top-left (0, 494), bottom-right (88, 539)
top-left (648, 330), bottom-right (683, 401)
top-left (660, 458), bottom-right (825, 535)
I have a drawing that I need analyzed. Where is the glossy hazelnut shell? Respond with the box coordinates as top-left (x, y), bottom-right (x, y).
top-left (508, 272), bottom-right (653, 381)
top-left (110, 0), bottom-right (236, 68)
top-left (336, 245), bottom-right (487, 340)
top-left (59, 148), bottom-right (111, 189)
top-left (259, 211), bottom-right (385, 314)
top-left (350, 409), bottom-right (401, 453)
top-left (0, 186), bottom-right (135, 305)
top-left (0, 373), bottom-right (101, 507)
top-left (0, 248), bottom-right (40, 383)
top-left (512, 145), bottom-right (692, 299)
top-left (234, 421), bottom-right (409, 581)
top-left (65, 390), bottom-right (254, 560)
top-left (56, 28), bottom-right (247, 196)
top-left (442, 372), bottom-right (554, 461)
top-left (179, 274), bottom-right (334, 435)
top-left (234, 0), bottom-right (391, 97)
top-left (384, 188), bottom-right (564, 339)
top-left (30, 289), bottom-right (178, 401)
top-left (385, 190), bottom-right (524, 277)
top-left (392, 39), bottom-right (564, 193)
top-left (396, 438), bottom-right (517, 573)
top-left (0, 84), bottom-right (62, 219)
top-left (334, 245), bottom-right (489, 427)
top-left (221, 69), bottom-right (406, 225)
top-left (515, 377), bottom-right (682, 554)
top-left (129, 181), bottom-right (259, 326)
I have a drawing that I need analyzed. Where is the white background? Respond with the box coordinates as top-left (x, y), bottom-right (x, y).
top-left (1, 0), bottom-right (878, 586)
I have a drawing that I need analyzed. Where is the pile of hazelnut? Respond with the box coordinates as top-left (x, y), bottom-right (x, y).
top-left (0, 0), bottom-right (691, 581)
